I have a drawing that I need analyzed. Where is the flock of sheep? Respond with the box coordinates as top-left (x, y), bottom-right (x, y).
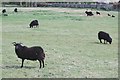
top-left (2, 8), bottom-right (39, 28)
top-left (85, 11), bottom-right (115, 17)
top-left (84, 9), bottom-right (113, 44)
top-left (2, 8), bottom-right (113, 68)
top-left (85, 9), bottom-right (115, 17)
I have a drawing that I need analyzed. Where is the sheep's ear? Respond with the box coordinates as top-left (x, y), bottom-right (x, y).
top-left (12, 42), bottom-right (16, 45)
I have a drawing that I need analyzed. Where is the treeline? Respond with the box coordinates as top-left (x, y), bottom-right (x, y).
top-left (2, 1), bottom-right (120, 11)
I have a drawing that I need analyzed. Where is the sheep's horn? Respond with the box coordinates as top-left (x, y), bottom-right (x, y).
top-left (12, 42), bottom-right (16, 45)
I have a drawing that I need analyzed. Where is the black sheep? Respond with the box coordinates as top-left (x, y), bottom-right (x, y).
top-left (98, 31), bottom-right (112, 44)
top-left (85, 11), bottom-right (94, 16)
top-left (112, 15), bottom-right (115, 17)
top-left (12, 42), bottom-right (45, 68)
top-left (29, 20), bottom-right (39, 28)
top-left (108, 14), bottom-right (111, 16)
top-left (14, 8), bottom-right (18, 12)
top-left (2, 9), bottom-right (6, 14)
top-left (96, 11), bottom-right (100, 15)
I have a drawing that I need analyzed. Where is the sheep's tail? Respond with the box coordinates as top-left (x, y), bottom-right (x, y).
top-left (43, 52), bottom-right (45, 60)
top-left (39, 51), bottom-right (45, 60)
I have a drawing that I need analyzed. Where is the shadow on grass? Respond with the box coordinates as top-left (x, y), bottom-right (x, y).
top-left (90, 42), bottom-right (101, 44)
top-left (3, 65), bottom-right (36, 69)
top-left (91, 42), bottom-right (110, 45)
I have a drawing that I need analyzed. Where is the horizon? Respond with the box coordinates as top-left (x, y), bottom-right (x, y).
top-left (1, 0), bottom-right (119, 2)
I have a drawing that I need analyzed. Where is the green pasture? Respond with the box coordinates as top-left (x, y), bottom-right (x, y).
top-left (1, 7), bottom-right (118, 78)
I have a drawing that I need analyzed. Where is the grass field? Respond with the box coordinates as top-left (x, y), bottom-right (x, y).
top-left (1, 7), bottom-right (118, 78)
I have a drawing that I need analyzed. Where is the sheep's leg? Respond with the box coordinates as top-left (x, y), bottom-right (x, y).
top-left (38, 60), bottom-right (42, 68)
top-left (21, 59), bottom-right (25, 68)
top-left (104, 40), bottom-right (107, 44)
top-left (104, 40), bottom-right (106, 44)
top-left (42, 60), bottom-right (44, 68)
top-left (105, 40), bottom-right (107, 44)
top-left (99, 39), bottom-right (102, 43)
top-left (40, 61), bottom-right (41, 68)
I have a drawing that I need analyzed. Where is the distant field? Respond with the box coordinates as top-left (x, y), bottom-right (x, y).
top-left (1, 7), bottom-right (118, 78)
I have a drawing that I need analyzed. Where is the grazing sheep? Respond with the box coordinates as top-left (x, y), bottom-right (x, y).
top-left (2, 9), bottom-right (6, 14)
top-left (85, 11), bottom-right (94, 16)
top-left (29, 20), bottom-right (39, 28)
top-left (98, 31), bottom-right (112, 44)
top-left (96, 11), bottom-right (100, 15)
top-left (14, 8), bottom-right (18, 12)
top-left (112, 15), bottom-right (115, 17)
top-left (12, 42), bottom-right (45, 68)
top-left (2, 9), bottom-right (8, 16)
top-left (108, 14), bottom-right (111, 16)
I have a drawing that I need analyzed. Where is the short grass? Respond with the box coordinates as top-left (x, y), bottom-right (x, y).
top-left (1, 7), bottom-right (118, 78)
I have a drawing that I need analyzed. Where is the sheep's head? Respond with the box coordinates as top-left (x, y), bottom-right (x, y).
top-left (12, 42), bottom-right (23, 49)
top-left (108, 37), bottom-right (112, 44)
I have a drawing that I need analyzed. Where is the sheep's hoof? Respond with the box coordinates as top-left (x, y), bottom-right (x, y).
top-left (21, 66), bottom-right (23, 68)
